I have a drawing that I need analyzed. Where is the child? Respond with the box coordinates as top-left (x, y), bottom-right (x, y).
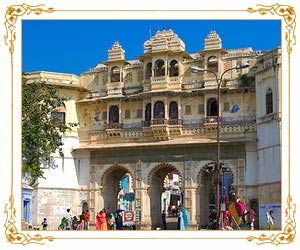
top-left (41, 218), bottom-right (48, 230)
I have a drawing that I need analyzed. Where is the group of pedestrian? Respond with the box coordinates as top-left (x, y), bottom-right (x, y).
top-left (58, 208), bottom-right (90, 230)
top-left (53, 205), bottom-right (274, 231)
top-left (96, 209), bottom-right (123, 230)
top-left (96, 209), bottom-right (108, 230)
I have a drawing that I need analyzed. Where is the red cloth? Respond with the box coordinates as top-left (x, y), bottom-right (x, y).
top-left (168, 172), bottom-right (173, 180)
top-left (235, 201), bottom-right (246, 216)
top-left (84, 212), bottom-right (90, 222)
top-left (96, 213), bottom-right (101, 230)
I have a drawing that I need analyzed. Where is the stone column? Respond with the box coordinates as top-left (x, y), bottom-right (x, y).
top-left (142, 100), bottom-right (145, 121)
top-left (119, 102), bottom-right (122, 124)
top-left (164, 59), bottom-right (168, 77)
top-left (178, 98), bottom-right (181, 120)
top-left (108, 67), bottom-right (111, 83)
top-left (134, 161), bottom-right (151, 230)
top-left (151, 99), bottom-right (154, 120)
top-left (119, 65), bottom-right (123, 82)
top-left (135, 185), bottom-right (151, 230)
top-left (165, 97), bottom-right (168, 119)
top-left (182, 161), bottom-right (198, 230)
top-left (183, 178), bottom-right (198, 230)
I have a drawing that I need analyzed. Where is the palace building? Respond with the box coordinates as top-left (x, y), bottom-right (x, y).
top-left (23, 29), bottom-right (281, 230)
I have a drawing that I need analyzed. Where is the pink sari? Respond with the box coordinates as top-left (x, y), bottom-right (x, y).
top-left (96, 213), bottom-right (101, 230)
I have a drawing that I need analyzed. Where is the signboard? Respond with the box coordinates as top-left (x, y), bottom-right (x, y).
top-left (53, 206), bottom-right (70, 216)
top-left (123, 210), bottom-right (135, 226)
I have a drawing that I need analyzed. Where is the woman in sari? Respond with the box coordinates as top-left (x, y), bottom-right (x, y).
top-left (179, 206), bottom-right (188, 230)
top-left (96, 211), bottom-right (101, 230)
top-left (99, 209), bottom-right (107, 230)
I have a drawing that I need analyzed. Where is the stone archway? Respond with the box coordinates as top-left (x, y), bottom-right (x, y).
top-left (197, 162), bottom-right (218, 228)
top-left (147, 163), bottom-right (182, 229)
top-left (100, 164), bottom-right (132, 214)
top-left (197, 162), bottom-right (236, 229)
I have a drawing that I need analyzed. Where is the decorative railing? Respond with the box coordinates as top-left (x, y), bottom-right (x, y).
top-left (151, 118), bottom-right (167, 125)
top-left (122, 85), bottom-right (142, 95)
top-left (257, 112), bottom-right (280, 124)
top-left (107, 81), bottom-right (124, 95)
top-left (79, 117), bottom-right (257, 142)
top-left (181, 81), bottom-right (205, 90)
top-left (106, 122), bottom-right (123, 129)
top-left (89, 91), bottom-right (106, 98)
top-left (167, 119), bottom-right (182, 125)
top-left (204, 116), bottom-right (218, 124)
top-left (151, 76), bottom-right (166, 83)
top-left (143, 83), bottom-right (151, 92)
top-left (168, 76), bottom-right (179, 84)
top-left (142, 120), bottom-right (151, 127)
top-left (141, 119), bottom-right (182, 127)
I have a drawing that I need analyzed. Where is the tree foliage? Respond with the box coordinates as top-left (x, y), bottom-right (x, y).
top-left (237, 73), bottom-right (255, 87)
top-left (22, 77), bottom-right (74, 186)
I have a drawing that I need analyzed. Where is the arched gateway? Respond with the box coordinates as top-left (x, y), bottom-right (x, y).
top-left (100, 164), bottom-right (133, 213)
top-left (147, 163), bottom-right (183, 229)
top-left (90, 158), bottom-right (239, 230)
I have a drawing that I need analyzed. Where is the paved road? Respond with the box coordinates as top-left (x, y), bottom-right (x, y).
top-left (87, 217), bottom-right (179, 231)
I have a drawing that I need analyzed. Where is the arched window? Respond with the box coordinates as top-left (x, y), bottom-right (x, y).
top-left (169, 60), bottom-right (179, 77)
top-left (169, 101), bottom-right (178, 119)
top-left (154, 59), bottom-right (165, 77)
top-left (154, 101), bottom-right (165, 119)
top-left (111, 66), bottom-right (120, 82)
top-left (266, 88), bottom-right (273, 114)
top-left (207, 56), bottom-right (218, 73)
top-left (145, 103), bottom-right (151, 121)
top-left (145, 62), bottom-right (152, 80)
top-left (109, 105), bottom-right (119, 123)
top-left (82, 202), bottom-right (88, 213)
top-left (207, 98), bottom-right (218, 116)
top-left (51, 102), bottom-right (66, 124)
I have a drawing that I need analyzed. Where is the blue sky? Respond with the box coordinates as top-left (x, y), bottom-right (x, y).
top-left (22, 20), bottom-right (281, 76)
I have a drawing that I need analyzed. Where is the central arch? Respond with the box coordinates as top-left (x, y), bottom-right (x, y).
top-left (101, 164), bottom-right (132, 214)
top-left (147, 163), bottom-right (182, 229)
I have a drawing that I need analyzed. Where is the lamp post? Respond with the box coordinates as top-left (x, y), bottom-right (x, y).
top-left (191, 62), bottom-right (249, 229)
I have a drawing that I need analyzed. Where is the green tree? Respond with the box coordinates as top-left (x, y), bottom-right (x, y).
top-left (22, 77), bottom-right (75, 186)
top-left (237, 73), bottom-right (255, 87)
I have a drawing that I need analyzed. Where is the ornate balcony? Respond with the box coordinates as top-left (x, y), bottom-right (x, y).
top-left (105, 122), bottom-right (123, 137)
top-left (78, 116), bottom-right (256, 143)
top-left (150, 118), bottom-right (170, 140)
top-left (150, 76), bottom-right (167, 91)
top-left (106, 81), bottom-right (124, 96)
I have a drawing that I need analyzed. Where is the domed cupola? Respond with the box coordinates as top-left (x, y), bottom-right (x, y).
top-left (204, 30), bottom-right (222, 51)
top-left (143, 29), bottom-right (186, 54)
top-left (108, 41), bottom-right (125, 61)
